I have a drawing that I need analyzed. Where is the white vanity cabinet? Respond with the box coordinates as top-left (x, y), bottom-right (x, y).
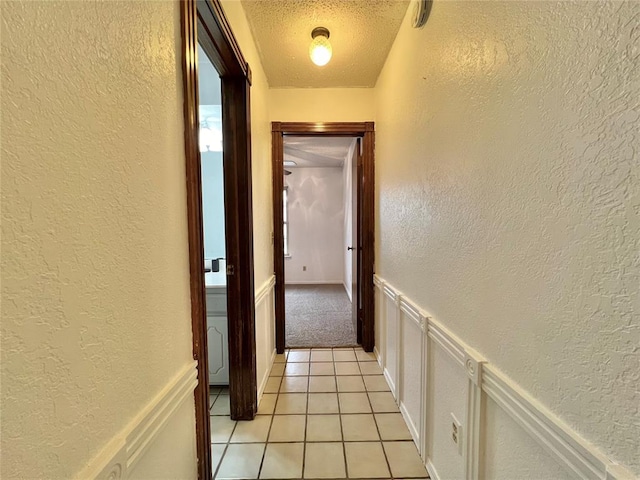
top-left (205, 271), bottom-right (229, 385)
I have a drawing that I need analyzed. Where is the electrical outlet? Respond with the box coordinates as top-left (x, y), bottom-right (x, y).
top-left (303, 266), bottom-right (307, 271)
top-left (451, 413), bottom-right (462, 455)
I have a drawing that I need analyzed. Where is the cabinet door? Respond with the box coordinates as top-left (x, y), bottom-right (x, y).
top-left (207, 316), bottom-right (229, 385)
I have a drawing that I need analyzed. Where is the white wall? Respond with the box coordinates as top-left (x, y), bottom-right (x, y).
top-left (285, 167), bottom-right (345, 284)
top-left (374, 0), bottom-right (638, 478)
top-left (1, 2), bottom-right (196, 479)
top-left (269, 88), bottom-right (375, 122)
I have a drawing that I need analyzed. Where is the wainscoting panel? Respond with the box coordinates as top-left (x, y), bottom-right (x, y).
top-left (255, 275), bottom-right (276, 401)
top-left (373, 275), bottom-right (635, 480)
top-left (399, 296), bottom-right (425, 448)
top-left (382, 284), bottom-right (399, 397)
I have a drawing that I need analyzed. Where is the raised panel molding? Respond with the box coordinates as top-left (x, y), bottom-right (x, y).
top-left (374, 275), bottom-right (635, 480)
top-left (464, 347), bottom-right (486, 480)
top-left (75, 362), bottom-right (198, 480)
top-left (256, 275), bottom-right (276, 400)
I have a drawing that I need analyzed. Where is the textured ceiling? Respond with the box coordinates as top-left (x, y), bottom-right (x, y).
top-left (284, 136), bottom-right (355, 167)
top-left (241, 0), bottom-right (410, 87)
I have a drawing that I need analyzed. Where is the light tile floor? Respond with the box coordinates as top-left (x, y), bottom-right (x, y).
top-left (209, 347), bottom-right (429, 480)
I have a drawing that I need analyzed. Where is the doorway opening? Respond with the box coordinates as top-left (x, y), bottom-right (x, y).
top-left (272, 123), bottom-right (375, 354)
top-left (282, 136), bottom-right (359, 347)
top-left (181, 1), bottom-right (257, 478)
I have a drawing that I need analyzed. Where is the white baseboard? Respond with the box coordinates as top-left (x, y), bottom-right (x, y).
top-left (258, 348), bottom-right (276, 402)
top-left (400, 401), bottom-right (420, 446)
top-left (343, 282), bottom-right (352, 302)
top-left (426, 459), bottom-right (441, 480)
top-left (284, 281), bottom-right (344, 285)
top-left (75, 361), bottom-right (198, 480)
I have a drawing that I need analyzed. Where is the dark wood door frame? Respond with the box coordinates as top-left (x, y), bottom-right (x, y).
top-left (181, 1), bottom-right (257, 478)
top-left (271, 122), bottom-right (376, 353)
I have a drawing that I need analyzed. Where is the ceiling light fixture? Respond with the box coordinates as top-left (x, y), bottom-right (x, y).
top-left (309, 27), bottom-right (332, 66)
top-left (284, 160), bottom-right (297, 167)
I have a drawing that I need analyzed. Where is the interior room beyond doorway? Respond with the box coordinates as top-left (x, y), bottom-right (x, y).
top-left (283, 136), bottom-right (358, 348)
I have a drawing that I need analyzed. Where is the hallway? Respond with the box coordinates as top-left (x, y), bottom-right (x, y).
top-left (209, 347), bottom-right (428, 479)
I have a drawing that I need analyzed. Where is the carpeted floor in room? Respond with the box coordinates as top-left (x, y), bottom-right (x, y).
top-left (285, 284), bottom-right (356, 348)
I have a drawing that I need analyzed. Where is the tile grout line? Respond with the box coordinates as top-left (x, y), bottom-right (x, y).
top-left (360, 356), bottom-right (396, 480)
top-left (212, 410), bottom-right (239, 480)
top-left (256, 355), bottom-right (287, 479)
top-left (301, 361), bottom-right (311, 480)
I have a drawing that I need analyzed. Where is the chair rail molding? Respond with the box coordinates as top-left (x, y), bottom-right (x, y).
top-left (373, 274), bottom-right (635, 480)
top-left (75, 362), bottom-right (198, 480)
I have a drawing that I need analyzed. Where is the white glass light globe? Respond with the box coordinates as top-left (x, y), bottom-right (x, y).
top-left (309, 34), bottom-right (332, 66)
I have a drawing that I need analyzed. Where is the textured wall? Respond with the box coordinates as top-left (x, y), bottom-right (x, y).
top-left (375, 0), bottom-right (639, 474)
top-left (269, 88), bottom-right (375, 122)
top-left (285, 168), bottom-right (345, 284)
top-left (1, 1), bottom-right (196, 478)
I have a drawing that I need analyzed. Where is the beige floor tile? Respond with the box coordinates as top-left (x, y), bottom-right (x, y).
top-left (280, 376), bottom-right (308, 393)
top-left (355, 350), bottom-right (378, 362)
top-left (359, 362), bottom-right (383, 375)
top-left (275, 393), bottom-right (307, 414)
top-left (306, 414), bottom-right (342, 441)
top-left (309, 376), bottom-right (337, 392)
top-left (210, 395), bottom-right (217, 409)
top-left (333, 347), bottom-right (355, 351)
top-left (268, 414), bottom-right (306, 442)
top-left (335, 362), bottom-right (361, 376)
top-left (264, 377), bottom-right (281, 394)
top-left (210, 386), bottom-right (223, 394)
top-left (310, 362), bottom-right (335, 376)
top-left (334, 350), bottom-right (357, 362)
top-left (307, 393), bottom-right (340, 414)
top-left (375, 413), bottom-right (413, 440)
top-left (211, 395), bottom-right (230, 415)
top-left (284, 362), bottom-right (309, 376)
top-left (304, 443), bottom-right (346, 478)
top-left (363, 375), bottom-right (390, 392)
top-left (211, 415), bottom-right (236, 443)
top-left (269, 363), bottom-right (285, 376)
top-left (338, 392), bottom-right (372, 413)
top-left (259, 443), bottom-right (304, 479)
top-left (230, 415), bottom-right (271, 443)
top-left (274, 352), bottom-right (288, 363)
top-left (257, 394), bottom-right (277, 415)
top-left (211, 444), bottom-right (225, 471)
top-left (310, 350), bottom-right (334, 362)
top-left (368, 392), bottom-right (399, 413)
top-left (341, 414), bottom-right (380, 441)
top-left (337, 375), bottom-right (366, 392)
top-left (383, 441), bottom-right (428, 478)
top-left (287, 350), bottom-right (310, 362)
top-left (344, 442), bottom-right (390, 478)
top-left (216, 443), bottom-right (264, 479)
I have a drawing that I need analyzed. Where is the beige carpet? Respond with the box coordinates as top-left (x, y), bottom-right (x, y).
top-left (285, 284), bottom-right (357, 348)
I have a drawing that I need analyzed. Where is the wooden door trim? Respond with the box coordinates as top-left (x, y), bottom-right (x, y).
top-left (271, 122), bottom-right (376, 353)
top-left (182, 1), bottom-right (257, 479)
